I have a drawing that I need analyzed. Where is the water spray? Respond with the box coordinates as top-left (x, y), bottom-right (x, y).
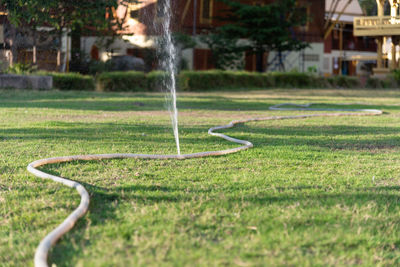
top-left (158, 0), bottom-right (180, 155)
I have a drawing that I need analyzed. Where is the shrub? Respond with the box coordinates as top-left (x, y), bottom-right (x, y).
top-left (5, 63), bottom-right (37, 74)
top-left (314, 76), bottom-right (330, 88)
top-left (230, 71), bottom-right (274, 88)
top-left (96, 71), bottom-right (147, 91)
top-left (271, 72), bottom-right (318, 88)
top-left (382, 74), bottom-right (399, 88)
top-left (44, 72), bottom-right (95, 91)
top-left (35, 70), bottom-right (367, 91)
top-left (147, 71), bottom-right (168, 91)
top-left (366, 77), bottom-right (384, 89)
top-left (389, 71), bottom-right (400, 88)
top-left (178, 70), bottom-right (273, 90)
top-left (392, 69), bottom-right (400, 81)
top-left (178, 70), bottom-right (224, 90)
top-left (87, 60), bottom-right (113, 75)
top-left (326, 75), bottom-right (360, 88)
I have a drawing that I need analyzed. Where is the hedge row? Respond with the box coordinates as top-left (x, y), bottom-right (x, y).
top-left (38, 72), bottom-right (95, 91)
top-left (96, 71), bottom-right (147, 91)
top-left (36, 70), bottom-right (399, 91)
top-left (96, 70), bottom-right (364, 91)
top-left (96, 71), bottom-right (168, 92)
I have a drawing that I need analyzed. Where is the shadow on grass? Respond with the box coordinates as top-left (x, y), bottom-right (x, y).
top-left (230, 124), bottom-right (400, 151)
top-left (15, 92), bottom-right (398, 264)
top-left (46, 174), bottom-right (400, 266)
top-left (2, 122), bottom-right (400, 153)
top-left (2, 90), bottom-right (400, 112)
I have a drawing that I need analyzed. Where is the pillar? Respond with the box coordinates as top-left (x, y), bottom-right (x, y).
top-left (389, 0), bottom-right (398, 16)
top-left (376, 0), bottom-right (386, 16)
top-left (391, 38), bottom-right (397, 69)
top-left (377, 37), bottom-right (383, 68)
top-left (339, 23), bottom-right (344, 75)
top-left (392, 36), bottom-right (400, 69)
top-left (390, 1), bottom-right (400, 69)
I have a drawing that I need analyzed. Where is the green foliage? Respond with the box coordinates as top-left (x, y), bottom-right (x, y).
top-left (200, 31), bottom-right (244, 70)
top-left (5, 63), bottom-right (37, 74)
top-left (179, 71), bottom-right (364, 91)
top-left (367, 73), bottom-right (399, 89)
top-left (171, 33), bottom-right (196, 72)
top-left (87, 60), bottom-right (114, 76)
top-left (358, 0), bottom-right (376, 15)
top-left (178, 70), bottom-right (273, 91)
top-left (69, 50), bottom-right (114, 75)
top-left (366, 77), bottom-right (385, 89)
top-left (50, 72), bottom-right (95, 91)
top-left (2, 0), bottom-right (139, 57)
top-left (147, 71), bottom-right (168, 91)
top-left (6, 69), bottom-right (371, 91)
top-left (43, 71), bottom-right (372, 91)
top-left (272, 72), bottom-right (319, 88)
top-left (392, 69), bottom-right (400, 82)
top-left (173, 33), bottom-right (196, 50)
top-left (36, 72), bottom-right (95, 90)
top-left (327, 75), bottom-right (360, 88)
top-left (2, 0), bottom-right (43, 28)
top-left (97, 71), bottom-right (147, 92)
top-left (307, 65), bottom-right (318, 74)
top-left (218, 0), bottom-right (309, 72)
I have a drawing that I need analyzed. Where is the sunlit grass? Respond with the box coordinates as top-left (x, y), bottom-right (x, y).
top-left (2, 88), bottom-right (400, 266)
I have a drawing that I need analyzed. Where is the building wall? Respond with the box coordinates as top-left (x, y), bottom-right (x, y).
top-left (323, 23), bottom-right (377, 76)
top-left (108, 0), bottom-right (326, 72)
top-left (266, 43), bottom-right (324, 73)
top-left (323, 50), bottom-right (377, 76)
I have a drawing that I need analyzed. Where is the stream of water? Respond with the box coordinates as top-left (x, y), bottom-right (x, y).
top-left (158, 0), bottom-right (181, 155)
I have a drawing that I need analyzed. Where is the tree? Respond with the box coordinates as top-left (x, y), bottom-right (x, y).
top-left (200, 30), bottom-right (244, 70)
top-left (217, 0), bottom-right (309, 72)
top-left (358, 0), bottom-right (377, 15)
top-left (2, 0), bottom-right (136, 71)
top-left (173, 33), bottom-right (196, 71)
top-left (2, 0), bottom-right (44, 66)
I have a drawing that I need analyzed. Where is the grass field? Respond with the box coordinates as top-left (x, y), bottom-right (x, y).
top-left (2, 88), bottom-right (400, 266)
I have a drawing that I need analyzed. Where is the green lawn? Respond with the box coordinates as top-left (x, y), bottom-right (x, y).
top-left (2, 88), bottom-right (400, 266)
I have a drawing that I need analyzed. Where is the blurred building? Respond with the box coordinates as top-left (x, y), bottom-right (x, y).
top-left (0, 0), bottom-right (385, 76)
top-left (324, 0), bottom-right (377, 76)
top-left (80, 0), bottom-right (378, 76)
top-left (354, 0), bottom-right (400, 76)
top-left (88, 0), bottom-right (327, 73)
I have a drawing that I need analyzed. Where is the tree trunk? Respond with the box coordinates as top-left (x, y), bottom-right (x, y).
top-left (57, 49), bottom-right (61, 71)
top-left (57, 31), bottom-right (62, 71)
top-left (7, 22), bottom-right (18, 67)
top-left (70, 27), bottom-right (81, 72)
top-left (256, 49), bottom-right (264, 73)
top-left (278, 51), bottom-right (285, 71)
top-left (32, 29), bottom-right (37, 65)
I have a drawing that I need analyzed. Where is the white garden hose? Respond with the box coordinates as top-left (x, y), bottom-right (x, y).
top-left (27, 103), bottom-right (383, 267)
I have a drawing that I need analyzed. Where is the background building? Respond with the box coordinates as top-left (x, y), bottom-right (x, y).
top-left (0, 0), bottom-right (381, 76)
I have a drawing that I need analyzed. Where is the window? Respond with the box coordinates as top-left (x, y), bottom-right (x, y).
top-left (202, 0), bottom-right (210, 19)
top-left (303, 54), bottom-right (320, 62)
top-left (200, 0), bottom-right (213, 24)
